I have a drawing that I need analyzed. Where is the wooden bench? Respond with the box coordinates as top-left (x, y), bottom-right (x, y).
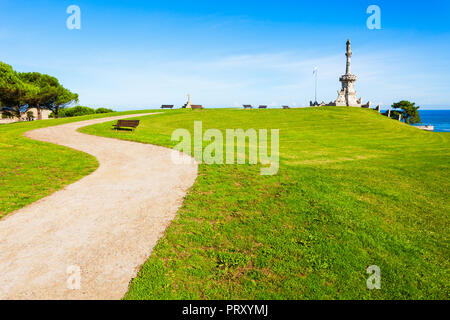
top-left (243, 105), bottom-right (253, 109)
top-left (191, 105), bottom-right (203, 109)
top-left (259, 105), bottom-right (267, 109)
top-left (113, 120), bottom-right (140, 131)
top-left (161, 105), bottom-right (174, 109)
top-left (282, 105), bottom-right (290, 109)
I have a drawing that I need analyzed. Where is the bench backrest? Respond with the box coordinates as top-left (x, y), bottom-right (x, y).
top-left (243, 105), bottom-right (253, 108)
top-left (116, 120), bottom-right (140, 127)
top-left (282, 106), bottom-right (290, 109)
top-left (191, 105), bottom-right (203, 109)
top-left (161, 105), bottom-right (174, 109)
top-left (259, 105), bottom-right (267, 109)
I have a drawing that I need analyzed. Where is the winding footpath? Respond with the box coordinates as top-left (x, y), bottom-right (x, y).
top-left (0, 114), bottom-right (198, 299)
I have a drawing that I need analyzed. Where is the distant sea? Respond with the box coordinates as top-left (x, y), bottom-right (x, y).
top-left (381, 110), bottom-right (450, 132)
top-left (417, 110), bottom-right (450, 132)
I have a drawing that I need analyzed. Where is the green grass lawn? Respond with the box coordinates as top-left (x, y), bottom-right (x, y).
top-left (0, 110), bottom-right (158, 218)
top-left (81, 107), bottom-right (449, 300)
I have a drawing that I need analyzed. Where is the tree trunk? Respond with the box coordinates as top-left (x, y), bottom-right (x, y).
top-left (55, 106), bottom-right (59, 119)
top-left (14, 106), bottom-right (21, 121)
top-left (37, 105), bottom-right (42, 120)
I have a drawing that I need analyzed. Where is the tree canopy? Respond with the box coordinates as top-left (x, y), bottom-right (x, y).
top-left (0, 62), bottom-right (33, 118)
top-left (49, 106), bottom-right (114, 118)
top-left (46, 85), bottom-right (79, 118)
top-left (18, 72), bottom-right (61, 119)
top-left (391, 100), bottom-right (421, 124)
top-left (0, 61), bottom-right (78, 120)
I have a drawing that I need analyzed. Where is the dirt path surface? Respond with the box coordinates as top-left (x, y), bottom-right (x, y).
top-left (0, 114), bottom-right (198, 300)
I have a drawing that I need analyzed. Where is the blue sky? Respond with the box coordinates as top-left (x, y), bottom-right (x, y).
top-left (1, 0), bottom-right (449, 109)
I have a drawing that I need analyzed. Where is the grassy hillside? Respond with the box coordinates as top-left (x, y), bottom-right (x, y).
top-left (82, 107), bottom-right (449, 300)
top-left (0, 110), bottom-right (157, 218)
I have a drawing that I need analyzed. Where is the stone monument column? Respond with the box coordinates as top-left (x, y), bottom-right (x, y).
top-left (183, 94), bottom-right (193, 109)
top-left (346, 39), bottom-right (352, 75)
top-left (334, 39), bottom-right (362, 107)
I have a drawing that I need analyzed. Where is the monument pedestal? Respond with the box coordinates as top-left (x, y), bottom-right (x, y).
top-left (335, 74), bottom-right (361, 107)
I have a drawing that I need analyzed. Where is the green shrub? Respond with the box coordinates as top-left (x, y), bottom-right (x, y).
top-left (26, 111), bottom-right (35, 121)
top-left (49, 106), bottom-right (115, 118)
top-left (1, 110), bottom-right (14, 119)
top-left (95, 108), bottom-right (114, 114)
top-left (64, 106), bottom-right (95, 117)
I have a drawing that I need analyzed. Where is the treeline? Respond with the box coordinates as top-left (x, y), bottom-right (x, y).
top-left (49, 106), bottom-right (114, 118)
top-left (0, 61), bottom-right (78, 120)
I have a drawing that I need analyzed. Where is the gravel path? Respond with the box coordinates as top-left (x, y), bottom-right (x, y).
top-left (0, 114), bottom-right (198, 300)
